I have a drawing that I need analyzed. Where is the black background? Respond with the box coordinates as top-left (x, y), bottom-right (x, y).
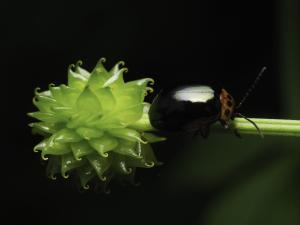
top-left (2, 1), bottom-right (281, 224)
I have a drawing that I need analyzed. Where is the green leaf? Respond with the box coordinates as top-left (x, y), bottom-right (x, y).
top-left (89, 135), bottom-right (118, 157)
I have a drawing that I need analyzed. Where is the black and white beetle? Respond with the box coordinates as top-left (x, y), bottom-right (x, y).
top-left (148, 67), bottom-right (266, 138)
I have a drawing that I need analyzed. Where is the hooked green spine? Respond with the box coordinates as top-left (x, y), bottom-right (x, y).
top-left (28, 58), bottom-right (165, 190)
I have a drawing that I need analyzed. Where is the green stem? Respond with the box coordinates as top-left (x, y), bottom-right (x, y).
top-left (133, 115), bottom-right (300, 137)
top-left (233, 118), bottom-right (300, 137)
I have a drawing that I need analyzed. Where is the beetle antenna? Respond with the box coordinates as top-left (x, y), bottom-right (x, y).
top-left (235, 112), bottom-right (264, 138)
top-left (236, 66), bottom-right (267, 109)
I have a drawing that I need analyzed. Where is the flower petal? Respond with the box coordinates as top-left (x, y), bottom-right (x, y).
top-left (76, 127), bottom-right (104, 140)
top-left (33, 94), bottom-right (58, 112)
top-left (75, 60), bottom-right (90, 79)
top-left (35, 88), bottom-right (52, 97)
top-left (28, 112), bottom-right (66, 123)
top-left (92, 87), bottom-right (116, 114)
top-left (46, 156), bottom-right (61, 180)
top-left (29, 122), bottom-right (57, 134)
top-left (128, 103), bottom-right (155, 131)
top-left (49, 85), bottom-right (64, 103)
top-left (88, 58), bottom-right (111, 89)
top-left (112, 155), bottom-right (133, 175)
top-left (112, 85), bottom-right (144, 109)
top-left (77, 164), bottom-right (96, 189)
top-left (138, 142), bottom-right (161, 165)
top-left (125, 78), bottom-right (154, 101)
top-left (40, 140), bottom-right (71, 159)
top-left (76, 86), bottom-right (102, 114)
top-left (142, 132), bottom-right (166, 143)
top-left (108, 128), bottom-right (146, 143)
top-left (112, 140), bottom-right (141, 159)
top-left (126, 142), bottom-right (160, 168)
top-left (97, 104), bottom-right (144, 128)
top-left (51, 106), bottom-right (74, 118)
top-left (68, 64), bottom-right (89, 90)
top-left (104, 67), bottom-right (127, 88)
top-left (67, 113), bottom-right (101, 129)
top-left (52, 128), bottom-right (81, 143)
top-left (125, 157), bottom-right (154, 168)
top-left (60, 85), bottom-right (81, 107)
top-left (87, 152), bottom-right (111, 181)
top-left (89, 135), bottom-right (118, 157)
top-left (106, 61), bottom-right (126, 88)
top-left (61, 153), bottom-right (86, 178)
top-left (70, 141), bottom-right (94, 160)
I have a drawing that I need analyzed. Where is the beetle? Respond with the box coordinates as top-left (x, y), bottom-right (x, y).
top-left (148, 67), bottom-right (266, 138)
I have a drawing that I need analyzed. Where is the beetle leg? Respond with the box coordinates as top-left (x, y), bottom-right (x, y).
top-left (233, 129), bottom-right (242, 138)
top-left (220, 120), bottom-right (242, 138)
top-left (219, 120), bottom-right (229, 129)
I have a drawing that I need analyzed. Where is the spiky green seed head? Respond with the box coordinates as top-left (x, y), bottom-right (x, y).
top-left (28, 58), bottom-right (165, 190)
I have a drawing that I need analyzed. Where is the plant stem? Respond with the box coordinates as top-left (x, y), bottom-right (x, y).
top-left (233, 118), bottom-right (300, 137)
top-left (133, 114), bottom-right (300, 137)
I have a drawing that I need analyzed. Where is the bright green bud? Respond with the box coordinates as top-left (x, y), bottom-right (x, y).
top-left (28, 58), bottom-right (165, 191)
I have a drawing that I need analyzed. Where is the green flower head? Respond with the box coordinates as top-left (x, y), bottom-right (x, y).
top-left (28, 58), bottom-right (165, 190)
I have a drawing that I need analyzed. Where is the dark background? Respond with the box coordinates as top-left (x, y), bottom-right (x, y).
top-left (2, 0), bottom-right (300, 225)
